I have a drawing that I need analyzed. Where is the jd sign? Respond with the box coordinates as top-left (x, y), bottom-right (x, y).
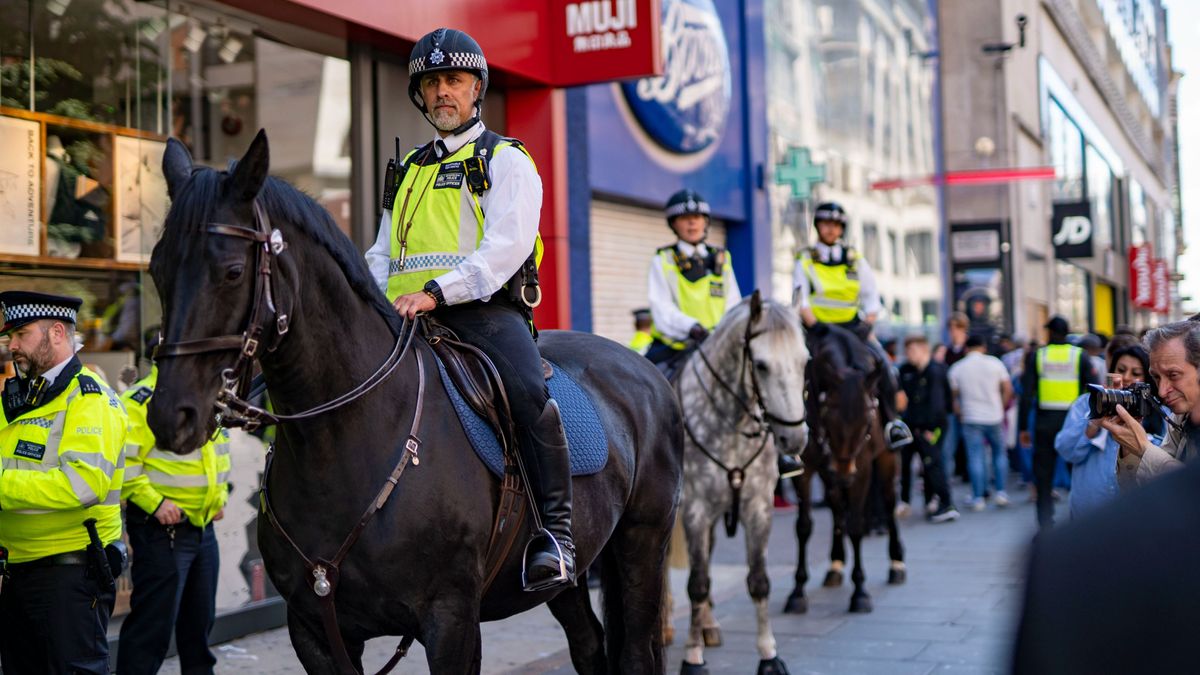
top-left (1051, 201), bottom-right (1093, 259)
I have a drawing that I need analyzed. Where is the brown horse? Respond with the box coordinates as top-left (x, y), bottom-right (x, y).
top-left (783, 325), bottom-right (904, 615)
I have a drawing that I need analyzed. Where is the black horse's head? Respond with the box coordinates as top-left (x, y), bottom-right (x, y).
top-left (147, 131), bottom-right (273, 453)
top-left (812, 326), bottom-right (880, 479)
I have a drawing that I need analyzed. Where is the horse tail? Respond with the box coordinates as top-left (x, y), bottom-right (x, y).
top-left (599, 543), bottom-right (626, 669)
top-left (840, 369), bottom-right (867, 421)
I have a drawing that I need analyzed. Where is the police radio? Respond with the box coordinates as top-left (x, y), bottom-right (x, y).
top-left (381, 136), bottom-right (402, 211)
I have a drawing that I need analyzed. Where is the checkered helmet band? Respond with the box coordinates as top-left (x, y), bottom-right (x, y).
top-left (409, 51), bottom-right (488, 77)
top-left (813, 208), bottom-right (846, 224)
top-left (3, 302), bottom-right (77, 326)
top-left (665, 200), bottom-right (711, 218)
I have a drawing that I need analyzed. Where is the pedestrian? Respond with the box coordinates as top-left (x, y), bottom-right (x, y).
top-left (1100, 319), bottom-right (1200, 486)
top-left (0, 291), bottom-right (127, 674)
top-left (116, 334), bottom-right (231, 675)
top-left (897, 334), bottom-right (959, 522)
top-left (1019, 315), bottom-right (1099, 529)
top-left (1054, 344), bottom-right (1165, 519)
top-left (363, 28), bottom-right (574, 590)
top-left (1079, 333), bottom-right (1107, 383)
top-left (628, 307), bottom-right (654, 355)
top-left (935, 312), bottom-right (970, 482)
top-left (948, 335), bottom-right (1013, 510)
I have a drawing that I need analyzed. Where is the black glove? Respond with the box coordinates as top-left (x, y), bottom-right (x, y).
top-left (807, 322), bottom-right (829, 339)
top-left (688, 324), bottom-right (710, 342)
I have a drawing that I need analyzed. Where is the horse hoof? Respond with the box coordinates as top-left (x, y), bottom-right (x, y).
top-left (849, 593), bottom-right (873, 613)
top-left (822, 570), bottom-right (843, 587)
top-left (782, 592), bottom-right (808, 614)
top-left (663, 625), bottom-right (675, 646)
top-left (702, 626), bottom-right (723, 647)
top-left (888, 568), bottom-right (907, 585)
top-left (757, 656), bottom-right (791, 675)
top-left (680, 660), bottom-right (710, 675)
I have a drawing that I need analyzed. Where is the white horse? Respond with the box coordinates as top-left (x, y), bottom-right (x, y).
top-left (676, 291), bottom-right (809, 675)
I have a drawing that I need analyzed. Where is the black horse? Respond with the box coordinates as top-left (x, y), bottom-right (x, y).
top-left (145, 131), bottom-right (682, 674)
top-left (783, 325), bottom-right (904, 615)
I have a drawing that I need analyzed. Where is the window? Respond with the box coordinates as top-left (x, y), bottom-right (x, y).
top-left (921, 299), bottom-right (939, 324)
top-left (1048, 99), bottom-right (1084, 202)
top-left (904, 231), bottom-right (935, 275)
top-left (888, 231), bottom-right (902, 275)
top-left (1085, 144), bottom-right (1114, 252)
top-left (861, 222), bottom-right (881, 265)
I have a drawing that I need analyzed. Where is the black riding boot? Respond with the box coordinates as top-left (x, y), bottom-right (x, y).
top-left (520, 399), bottom-right (576, 591)
top-left (874, 354), bottom-right (913, 449)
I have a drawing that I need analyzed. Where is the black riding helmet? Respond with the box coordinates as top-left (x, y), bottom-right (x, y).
top-left (664, 189), bottom-right (711, 229)
top-left (812, 201), bottom-right (848, 229)
top-left (407, 28), bottom-right (489, 118)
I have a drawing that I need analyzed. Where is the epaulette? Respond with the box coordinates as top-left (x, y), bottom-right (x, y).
top-left (77, 375), bottom-right (103, 396)
top-left (128, 386), bottom-right (153, 405)
top-left (657, 244), bottom-right (676, 254)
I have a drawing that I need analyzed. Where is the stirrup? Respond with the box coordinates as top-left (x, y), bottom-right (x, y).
top-left (778, 454), bottom-right (805, 479)
top-left (885, 421), bottom-right (913, 449)
top-left (521, 527), bottom-right (574, 592)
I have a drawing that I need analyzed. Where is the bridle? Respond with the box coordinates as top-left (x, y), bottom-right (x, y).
top-left (679, 311), bottom-right (807, 536)
top-left (812, 361), bottom-right (877, 470)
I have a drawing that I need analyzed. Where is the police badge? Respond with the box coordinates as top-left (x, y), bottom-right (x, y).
top-left (430, 48), bottom-right (445, 65)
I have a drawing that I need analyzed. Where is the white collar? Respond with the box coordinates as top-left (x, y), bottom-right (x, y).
top-left (433, 120), bottom-right (485, 159)
top-left (814, 241), bottom-right (844, 262)
top-left (38, 354), bottom-right (75, 387)
top-left (675, 240), bottom-right (709, 257)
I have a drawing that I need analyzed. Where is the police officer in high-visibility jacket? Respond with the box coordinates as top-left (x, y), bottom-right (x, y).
top-left (364, 28), bottom-right (574, 591)
top-left (117, 360), bottom-right (230, 675)
top-left (1018, 315), bottom-right (1098, 529)
top-left (645, 189), bottom-right (741, 370)
top-left (628, 308), bottom-right (655, 355)
top-left (0, 291), bottom-right (126, 674)
top-left (794, 202), bottom-right (913, 451)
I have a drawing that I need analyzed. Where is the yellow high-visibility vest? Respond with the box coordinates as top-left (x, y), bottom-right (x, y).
top-left (385, 136), bottom-right (543, 301)
top-left (121, 368), bottom-right (231, 527)
top-left (651, 245), bottom-right (732, 350)
top-left (799, 250), bottom-right (862, 324)
top-left (0, 366), bottom-right (125, 563)
top-left (629, 330), bottom-right (654, 355)
top-left (1036, 344), bottom-right (1083, 411)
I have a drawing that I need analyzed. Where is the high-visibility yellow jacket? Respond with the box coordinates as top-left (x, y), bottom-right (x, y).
top-left (385, 136), bottom-right (542, 301)
top-left (121, 369), bottom-right (230, 527)
top-left (799, 249), bottom-right (862, 324)
top-left (629, 330), bottom-right (654, 355)
top-left (651, 245), bottom-right (733, 350)
top-left (0, 364), bottom-right (126, 563)
top-left (1036, 344), bottom-right (1084, 411)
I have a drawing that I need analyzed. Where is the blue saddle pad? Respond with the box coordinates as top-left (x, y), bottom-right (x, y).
top-left (435, 358), bottom-right (609, 477)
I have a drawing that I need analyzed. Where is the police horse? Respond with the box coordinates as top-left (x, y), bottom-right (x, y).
top-left (783, 325), bottom-right (904, 616)
top-left (145, 132), bottom-right (682, 674)
top-left (675, 292), bottom-right (809, 675)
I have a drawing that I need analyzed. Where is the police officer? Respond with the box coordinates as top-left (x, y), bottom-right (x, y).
top-left (0, 291), bottom-right (126, 674)
top-left (794, 202), bottom-right (913, 450)
top-left (645, 189), bottom-right (741, 369)
top-left (1018, 315), bottom-right (1098, 529)
top-left (116, 335), bottom-right (231, 675)
top-left (364, 28), bottom-right (574, 591)
top-left (629, 308), bottom-right (654, 355)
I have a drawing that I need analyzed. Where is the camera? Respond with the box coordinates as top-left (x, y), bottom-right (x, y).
top-left (1086, 382), bottom-right (1158, 419)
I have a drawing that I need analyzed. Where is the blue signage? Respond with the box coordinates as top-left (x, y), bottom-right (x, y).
top-left (619, 0), bottom-right (732, 155)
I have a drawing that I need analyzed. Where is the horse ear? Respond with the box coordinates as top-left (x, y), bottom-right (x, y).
top-left (750, 289), bottom-right (763, 323)
top-left (229, 129), bottom-right (270, 203)
top-left (163, 138), bottom-right (193, 200)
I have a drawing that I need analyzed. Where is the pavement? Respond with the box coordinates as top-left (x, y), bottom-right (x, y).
top-left (160, 479), bottom-right (1039, 674)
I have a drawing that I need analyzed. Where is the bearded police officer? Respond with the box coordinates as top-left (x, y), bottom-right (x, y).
top-left (1018, 315), bottom-right (1098, 529)
top-left (0, 291), bottom-right (126, 674)
top-left (795, 202), bottom-right (913, 451)
top-left (117, 337), bottom-right (231, 675)
top-left (364, 28), bottom-right (574, 591)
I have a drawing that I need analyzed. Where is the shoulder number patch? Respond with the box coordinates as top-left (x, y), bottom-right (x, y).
top-left (13, 440), bottom-right (46, 461)
top-left (77, 375), bottom-right (102, 396)
top-left (129, 387), bottom-right (153, 405)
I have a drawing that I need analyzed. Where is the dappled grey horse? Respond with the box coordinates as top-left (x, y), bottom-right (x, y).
top-left (676, 292), bottom-right (808, 675)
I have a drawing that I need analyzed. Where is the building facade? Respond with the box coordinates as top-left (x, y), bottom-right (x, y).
top-left (939, 0), bottom-right (1182, 340)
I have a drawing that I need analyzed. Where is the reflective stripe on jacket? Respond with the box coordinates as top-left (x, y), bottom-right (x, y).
top-left (0, 367), bottom-right (126, 563)
top-left (121, 369), bottom-right (230, 527)
top-left (1036, 344), bottom-right (1083, 411)
top-left (800, 256), bottom-right (861, 323)
top-left (385, 139), bottom-right (542, 300)
top-left (650, 247), bottom-right (732, 350)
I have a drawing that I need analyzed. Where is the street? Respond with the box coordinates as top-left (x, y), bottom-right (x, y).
top-left (161, 479), bottom-right (1037, 674)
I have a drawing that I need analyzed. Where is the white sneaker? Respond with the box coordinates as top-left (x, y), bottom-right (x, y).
top-left (994, 491), bottom-right (1010, 507)
top-left (970, 497), bottom-right (986, 512)
top-left (925, 495), bottom-right (940, 514)
top-left (895, 501), bottom-right (912, 518)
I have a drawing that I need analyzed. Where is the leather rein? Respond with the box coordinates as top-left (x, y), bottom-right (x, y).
top-left (678, 315), bottom-right (806, 536)
top-left (154, 200), bottom-right (422, 675)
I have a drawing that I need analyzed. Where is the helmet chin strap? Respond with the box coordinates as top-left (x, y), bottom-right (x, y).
top-left (422, 109), bottom-right (482, 138)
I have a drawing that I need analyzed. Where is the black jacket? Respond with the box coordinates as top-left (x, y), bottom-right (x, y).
top-left (899, 360), bottom-right (948, 432)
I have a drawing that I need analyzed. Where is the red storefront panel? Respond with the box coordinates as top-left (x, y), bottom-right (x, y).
top-left (1153, 258), bottom-right (1171, 315)
top-left (1129, 244), bottom-right (1155, 310)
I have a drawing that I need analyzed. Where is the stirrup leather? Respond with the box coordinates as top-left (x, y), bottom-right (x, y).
top-left (521, 527), bottom-right (573, 592)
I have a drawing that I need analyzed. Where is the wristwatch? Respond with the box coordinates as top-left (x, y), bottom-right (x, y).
top-left (422, 280), bottom-right (446, 307)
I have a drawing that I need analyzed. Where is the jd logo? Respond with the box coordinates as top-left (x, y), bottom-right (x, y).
top-left (1053, 215), bottom-right (1091, 246)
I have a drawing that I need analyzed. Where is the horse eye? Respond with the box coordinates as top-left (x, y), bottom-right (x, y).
top-left (755, 360), bottom-right (769, 374)
top-left (225, 264), bottom-right (245, 282)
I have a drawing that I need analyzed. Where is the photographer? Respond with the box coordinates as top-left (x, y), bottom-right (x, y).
top-left (1099, 319), bottom-right (1200, 488)
top-left (1055, 345), bottom-right (1165, 518)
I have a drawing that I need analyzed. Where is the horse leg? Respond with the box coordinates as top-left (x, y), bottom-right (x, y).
top-left (823, 473), bottom-right (846, 588)
top-left (877, 453), bottom-right (907, 585)
top-left (783, 473), bottom-right (813, 614)
top-left (605, 518), bottom-right (671, 675)
top-left (847, 472), bottom-right (873, 614)
top-left (548, 583), bottom-right (607, 675)
top-left (286, 606), bottom-right (362, 674)
top-left (422, 600), bottom-right (483, 674)
top-left (683, 514), bottom-right (717, 671)
top-left (743, 490), bottom-right (787, 675)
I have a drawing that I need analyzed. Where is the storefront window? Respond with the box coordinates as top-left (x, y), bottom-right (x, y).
top-left (1129, 180), bottom-right (1147, 246)
top-left (1048, 98), bottom-right (1084, 202)
top-left (1085, 144), bottom-right (1114, 253)
top-left (1055, 261), bottom-right (1090, 331)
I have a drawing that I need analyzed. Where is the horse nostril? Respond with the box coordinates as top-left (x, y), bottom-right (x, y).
top-left (173, 406), bottom-right (199, 449)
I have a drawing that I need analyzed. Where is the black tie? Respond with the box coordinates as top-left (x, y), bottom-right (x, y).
top-left (435, 140), bottom-right (449, 158)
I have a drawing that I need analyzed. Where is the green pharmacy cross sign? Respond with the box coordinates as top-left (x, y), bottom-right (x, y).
top-left (775, 147), bottom-right (826, 201)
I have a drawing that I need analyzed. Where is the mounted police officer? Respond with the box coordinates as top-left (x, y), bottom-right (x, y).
top-left (364, 28), bottom-right (575, 591)
top-left (794, 202), bottom-right (913, 450)
top-left (117, 334), bottom-right (231, 675)
top-left (0, 291), bottom-right (127, 674)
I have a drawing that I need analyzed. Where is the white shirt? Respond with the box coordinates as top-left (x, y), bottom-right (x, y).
top-left (792, 241), bottom-right (882, 317)
top-left (647, 241), bottom-right (742, 342)
top-left (947, 351), bottom-right (1011, 426)
top-left (365, 121), bottom-right (543, 305)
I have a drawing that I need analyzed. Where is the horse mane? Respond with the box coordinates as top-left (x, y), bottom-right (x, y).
top-left (816, 324), bottom-right (871, 421)
top-left (159, 164), bottom-right (403, 337)
top-left (706, 296), bottom-right (804, 357)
